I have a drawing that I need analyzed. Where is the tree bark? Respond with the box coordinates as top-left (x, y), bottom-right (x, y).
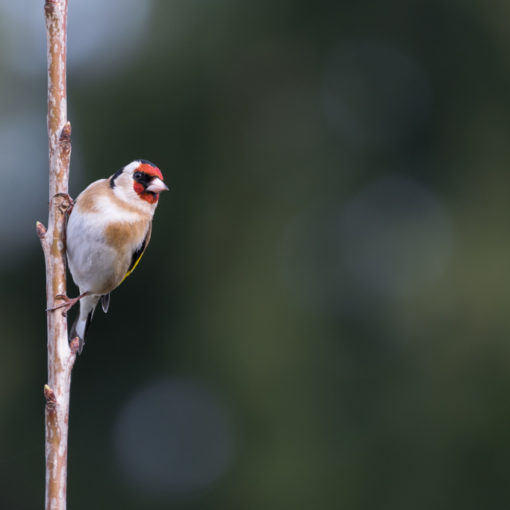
top-left (38, 1), bottom-right (76, 509)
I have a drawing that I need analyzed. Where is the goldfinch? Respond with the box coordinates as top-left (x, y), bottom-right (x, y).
top-left (57, 159), bottom-right (168, 353)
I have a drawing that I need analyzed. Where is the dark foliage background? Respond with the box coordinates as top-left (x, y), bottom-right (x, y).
top-left (2, 0), bottom-right (510, 508)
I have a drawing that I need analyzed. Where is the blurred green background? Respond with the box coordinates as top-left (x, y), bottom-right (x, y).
top-left (2, 0), bottom-right (510, 508)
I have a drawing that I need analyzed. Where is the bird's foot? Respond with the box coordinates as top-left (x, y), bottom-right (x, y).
top-left (53, 193), bottom-right (74, 215)
top-left (47, 292), bottom-right (89, 317)
top-left (69, 336), bottom-right (83, 355)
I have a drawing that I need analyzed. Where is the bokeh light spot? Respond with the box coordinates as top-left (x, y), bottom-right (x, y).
top-left (114, 377), bottom-right (236, 495)
top-left (338, 175), bottom-right (452, 299)
top-left (0, 0), bottom-right (154, 77)
top-left (282, 175), bottom-right (452, 314)
top-left (0, 112), bottom-right (49, 261)
top-left (322, 39), bottom-right (432, 148)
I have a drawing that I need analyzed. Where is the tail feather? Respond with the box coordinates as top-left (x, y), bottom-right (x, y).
top-left (101, 293), bottom-right (110, 313)
top-left (69, 294), bottom-right (100, 354)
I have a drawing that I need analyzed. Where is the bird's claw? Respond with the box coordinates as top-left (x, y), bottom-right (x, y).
top-left (53, 193), bottom-right (74, 215)
top-left (46, 294), bottom-right (72, 316)
top-left (47, 292), bottom-right (88, 317)
top-left (69, 336), bottom-right (81, 355)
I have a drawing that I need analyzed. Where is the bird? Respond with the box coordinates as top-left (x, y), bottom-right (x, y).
top-left (52, 159), bottom-right (168, 353)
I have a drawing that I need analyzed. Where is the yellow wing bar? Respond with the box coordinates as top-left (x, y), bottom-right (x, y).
top-left (121, 223), bottom-right (152, 283)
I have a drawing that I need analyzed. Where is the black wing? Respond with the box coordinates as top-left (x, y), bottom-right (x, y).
top-left (121, 223), bottom-right (152, 284)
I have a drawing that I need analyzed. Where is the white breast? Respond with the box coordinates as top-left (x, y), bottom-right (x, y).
top-left (66, 196), bottom-right (141, 294)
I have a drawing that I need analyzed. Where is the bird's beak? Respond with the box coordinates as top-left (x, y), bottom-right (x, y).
top-left (146, 177), bottom-right (169, 193)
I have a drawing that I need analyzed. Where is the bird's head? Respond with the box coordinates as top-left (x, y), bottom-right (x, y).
top-left (110, 159), bottom-right (168, 208)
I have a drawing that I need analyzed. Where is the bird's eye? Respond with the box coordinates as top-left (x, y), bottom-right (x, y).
top-left (133, 171), bottom-right (142, 181)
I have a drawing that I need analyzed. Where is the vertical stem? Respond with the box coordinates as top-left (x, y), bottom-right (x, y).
top-left (41, 1), bottom-right (75, 509)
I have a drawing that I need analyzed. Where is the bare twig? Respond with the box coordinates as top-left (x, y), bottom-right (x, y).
top-left (40, 1), bottom-right (75, 509)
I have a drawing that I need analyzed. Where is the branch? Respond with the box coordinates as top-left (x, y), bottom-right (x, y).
top-left (40, 1), bottom-right (75, 509)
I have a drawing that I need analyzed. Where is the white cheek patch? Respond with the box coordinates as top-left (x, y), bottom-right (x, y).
top-left (111, 171), bottom-right (157, 215)
top-left (112, 179), bottom-right (138, 204)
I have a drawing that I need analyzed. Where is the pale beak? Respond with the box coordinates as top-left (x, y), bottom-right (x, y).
top-left (146, 177), bottom-right (169, 193)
